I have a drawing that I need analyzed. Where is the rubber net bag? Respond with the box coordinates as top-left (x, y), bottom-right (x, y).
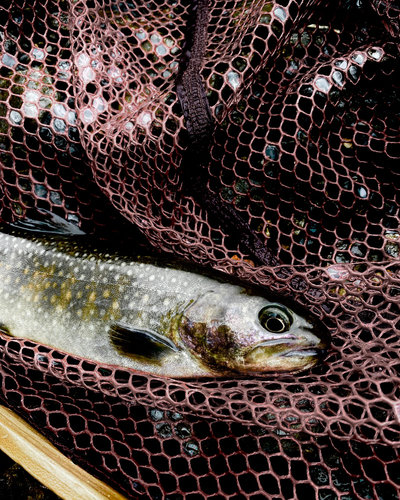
top-left (0, 0), bottom-right (400, 498)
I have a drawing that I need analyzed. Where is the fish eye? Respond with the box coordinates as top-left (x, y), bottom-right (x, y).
top-left (258, 305), bottom-right (292, 333)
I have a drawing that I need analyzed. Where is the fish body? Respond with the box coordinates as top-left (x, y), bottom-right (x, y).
top-left (0, 231), bottom-right (330, 378)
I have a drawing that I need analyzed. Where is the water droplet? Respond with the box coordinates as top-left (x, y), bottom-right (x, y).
top-left (53, 119), bottom-right (66, 132)
top-left (150, 34), bottom-right (161, 44)
top-left (227, 71), bottom-right (240, 90)
top-left (350, 243), bottom-right (366, 257)
top-left (93, 96), bottom-right (107, 113)
top-left (35, 185), bottom-right (48, 198)
top-left (156, 423), bottom-right (172, 438)
top-left (110, 49), bottom-right (121, 60)
top-left (138, 112), bottom-right (151, 126)
top-left (50, 191), bottom-right (62, 205)
top-left (356, 186), bottom-right (368, 199)
top-left (107, 66), bottom-right (121, 79)
top-left (81, 67), bottom-right (95, 82)
top-left (367, 47), bottom-right (383, 61)
top-left (67, 214), bottom-right (80, 224)
top-left (67, 111), bottom-right (77, 125)
top-left (10, 110), bottom-right (22, 125)
top-left (39, 97), bottom-right (52, 109)
top-left (24, 103), bottom-right (38, 118)
top-left (274, 7), bottom-right (287, 21)
top-left (76, 52), bottom-right (90, 68)
top-left (29, 71), bottom-right (41, 82)
top-left (2, 54), bottom-right (16, 67)
top-left (332, 71), bottom-right (344, 87)
top-left (168, 412), bottom-right (182, 421)
top-left (150, 408), bottom-right (164, 421)
top-left (334, 59), bottom-right (347, 70)
top-left (351, 53), bottom-right (365, 65)
top-left (25, 90), bottom-right (40, 103)
top-left (265, 145), bottom-right (279, 161)
top-left (125, 121), bottom-right (134, 130)
top-left (183, 440), bottom-right (199, 457)
top-left (174, 423), bottom-right (192, 439)
top-left (82, 109), bottom-right (94, 123)
top-left (32, 48), bottom-right (45, 61)
top-left (58, 60), bottom-right (70, 70)
top-left (315, 77), bottom-right (331, 93)
top-left (385, 230), bottom-right (399, 240)
top-left (136, 30), bottom-right (146, 40)
top-left (156, 45), bottom-right (167, 56)
top-left (53, 103), bottom-right (67, 118)
top-left (335, 252), bottom-right (351, 264)
top-left (385, 242), bottom-right (399, 258)
top-left (325, 265), bottom-right (349, 280)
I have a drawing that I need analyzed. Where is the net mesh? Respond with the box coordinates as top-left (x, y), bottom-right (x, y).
top-left (1, 0), bottom-right (400, 498)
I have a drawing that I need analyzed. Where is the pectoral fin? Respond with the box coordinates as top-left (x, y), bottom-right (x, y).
top-left (109, 323), bottom-right (179, 362)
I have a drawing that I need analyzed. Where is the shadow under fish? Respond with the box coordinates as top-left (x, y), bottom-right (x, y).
top-left (0, 213), bottom-right (330, 379)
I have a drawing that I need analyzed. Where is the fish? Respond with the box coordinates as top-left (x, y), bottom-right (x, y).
top-left (0, 215), bottom-right (330, 378)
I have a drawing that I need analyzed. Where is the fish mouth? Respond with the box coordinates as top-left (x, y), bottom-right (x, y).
top-left (250, 338), bottom-right (327, 354)
top-left (282, 348), bottom-right (327, 358)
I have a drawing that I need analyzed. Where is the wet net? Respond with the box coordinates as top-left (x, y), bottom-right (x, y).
top-left (1, 0), bottom-right (400, 498)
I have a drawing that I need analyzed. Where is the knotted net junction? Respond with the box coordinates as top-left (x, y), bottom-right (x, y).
top-left (0, 0), bottom-right (400, 498)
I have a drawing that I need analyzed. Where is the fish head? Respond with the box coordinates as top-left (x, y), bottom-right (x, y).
top-left (178, 285), bottom-right (330, 376)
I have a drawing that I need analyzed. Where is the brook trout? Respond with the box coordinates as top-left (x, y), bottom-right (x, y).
top-left (0, 226), bottom-right (330, 378)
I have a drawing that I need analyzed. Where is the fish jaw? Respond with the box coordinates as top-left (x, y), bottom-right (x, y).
top-left (178, 288), bottom-right (330, 376)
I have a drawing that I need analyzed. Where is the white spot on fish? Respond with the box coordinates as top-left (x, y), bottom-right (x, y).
top-left (32, 48), bottom-right (45, 60)
top-left (138, 112), bottom-right (152, 127)
top-left (10, 111), bottom-right (22, 125)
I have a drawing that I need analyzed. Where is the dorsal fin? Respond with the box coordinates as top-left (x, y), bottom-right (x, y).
top-left (109, 323), bottom-right (179, 363)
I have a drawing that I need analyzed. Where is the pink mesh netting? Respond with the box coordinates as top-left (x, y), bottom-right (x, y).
top-left (1, 0), bottom-right (400, 498)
